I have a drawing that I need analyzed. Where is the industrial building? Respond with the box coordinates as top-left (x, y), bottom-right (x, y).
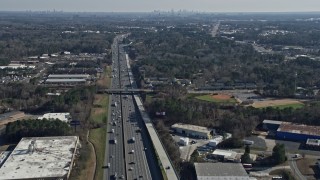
top-left (45, 74), bottom-right (90, 85)
top-left (210, 149), bottom-right (239, 162)
top-left (0, 136), bottom-right (79, 180)
top-left (38, 113), bottom-right (71, 123)
top-left (171, 123), bottom-right (212, 139)
top-left (0, 64), bottom-right (35, 70)
top-left (276, 122), bottom-right (320, 141)
top-left (0, 152), bottom-right (10, 168)
top-left (45, 78), bottom-right (87, 85)
top-left (195, 162), bottom-right (250, 180)
top-left (262, 119), bottom-right (282, 131)
top-left (47, 74), bottom-right (90, 79)
top-left (306, 139), bottom-right (320, 150)
top-left (262, 120), bottom-right (320, 142)
top-left (208, 136), bottom-right (223, 147)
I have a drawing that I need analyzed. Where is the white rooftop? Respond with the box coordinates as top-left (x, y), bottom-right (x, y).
top-left (38, 113), bottom-right (71, 123)
top-left (46, 79), bottom-right (86, 83)
top-left (212, 149), bottom-right (238, 160)
top-left (195, 163), bottom-right (250, 180)
top-left (0, 151), bottom-right (10, 167)
top-left (48, 74), bottom-right (90, 78)
top-left (0, 136), bottom-right (78, 180)
top-left (262, 119), bottom-right (283, 125)
top-left (171, 123), bottom-right (211, 134)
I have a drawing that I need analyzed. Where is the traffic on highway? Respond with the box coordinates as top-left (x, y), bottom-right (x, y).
top-left (104, 35), bottom-right (157, 180)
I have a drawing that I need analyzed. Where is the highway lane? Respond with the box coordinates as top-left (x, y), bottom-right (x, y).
top-left (119, 44), bottom-right (163, 180)
top-left (104, 35), bottom-right (161, 180)
top-left (118, 46), bottom-right (152, 180)
top-left (104, 37), bottom-right (126, 180)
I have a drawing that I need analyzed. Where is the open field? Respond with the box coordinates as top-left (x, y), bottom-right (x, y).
top-left (88, 94), bottom-right (108, 180)
top-left (91, 94), bottom-right (109, 124)
top-left (78, 142), bottom-right (95, 180)
top-left (96, 65), bottom-right (111, 89)
top-left (251, 99), bottom-right (304, 109)
top-left (79, 64), bottom-right (111, 180)
top-left (89, 128), bottom-right (106, 180)
top-left (195, 94), bottom-right (238, 103)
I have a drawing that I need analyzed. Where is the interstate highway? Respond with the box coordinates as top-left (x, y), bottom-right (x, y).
top-left (104, 35), bottom-right (159, 180)
top-left (104, 36), bottom-right (125, 179)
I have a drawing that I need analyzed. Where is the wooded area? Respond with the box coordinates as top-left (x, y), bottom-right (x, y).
top-left (5, 119), bottom-right (71, 142)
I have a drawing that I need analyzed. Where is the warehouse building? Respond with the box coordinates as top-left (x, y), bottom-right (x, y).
top-left (0, 136), bottom-right (79, 180)
top-left (45, 74), bottom-right (90, 85)
top-left (210, 149), bottom-right (239, 162)
top-left (306, 139), bottom-right (320, 150)
top-left (47, 74), bottom-right (90, 79)
top-left (171, 123), bottom-right (212, 139)
top-left (38, 113), bottom-right (71, 123)
top-left (45, 78), bottom-right (87, 85)
top-left (276, 122), bottom-right (320, 141)
top-left (262, 119), bottom-right (282, 131)
top-left (195, 162), bottom-right (250, 180)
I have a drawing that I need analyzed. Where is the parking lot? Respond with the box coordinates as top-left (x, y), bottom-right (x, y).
top-left (171, 134), bottom-right (211, 161)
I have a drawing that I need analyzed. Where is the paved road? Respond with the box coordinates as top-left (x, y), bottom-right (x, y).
top-left (288, 154), bottom-right (307, 180)
top-left (104, 36), bottom-right (126, 179)
top-left (104, 35), bottom-right (155, 180)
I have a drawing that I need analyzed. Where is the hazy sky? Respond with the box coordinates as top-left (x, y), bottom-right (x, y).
top-left (1, 0), bottom-right (320, 12)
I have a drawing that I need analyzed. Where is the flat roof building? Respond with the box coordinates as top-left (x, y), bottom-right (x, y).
top-left (38, 113), bottom-right (71, 123)
top-left (195, 162), bottom-right (250, 180)
top-left (48, 74), bottom-right (90, 79)
top-left (276, 122), bottom-right (320, 141)
top-left (0, 151), bottom-right (10, 168)
top-left (0, 64), bottom-right (35, 70)
top-left (262, 119), bottom-right (283, 131)
top-left (211, 149), bottom-right (239, 162)
top-left (0, 136), bottom-right (79, 180)
top-left (305, 138), bottom-right (320, 150)
top-left (45, 78), bottom-right (86, 85)
top-left (171, 123), bottom-right (212, 139)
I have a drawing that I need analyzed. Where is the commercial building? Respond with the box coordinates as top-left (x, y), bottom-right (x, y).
top-left (208, 136), bottom-right (223, 147)
top-left (171, 123), bottom-right (212, 139)
top-left (45, 74), bottom-right (90, 85)
top-left (305, 139), bottom-right (320, 150)
top-left (210, 149), bottom-right (239, 162)
top-left (47, 74), bottom-right (90, 79)
top-left (0, 64), bottom-right (35, 70)
top-left (38, 113), bottom-right (71, 123)
top-left (195, 162), bottom-right (250, 180)
top-left (262, 120), bottom-right (320, 142)
top-left (0, 136), bottom-right (79, 180)
top-left (0, 151), bottom-right (10, 168)
top-left (45, 78), bottom-right (87, 85)
top-left (276, 122), bottom-right (320, 141)
top-left (262, 119), bottom-right (282, 131)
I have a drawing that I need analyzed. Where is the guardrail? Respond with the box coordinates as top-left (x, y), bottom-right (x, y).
top-left (123, 51), bottom-right (179, 180)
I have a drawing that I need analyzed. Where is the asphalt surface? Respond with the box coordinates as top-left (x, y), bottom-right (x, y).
top-left (104, 35), bottom-right (154, 180)
top-left (104, 36), bottom-right (126, 180)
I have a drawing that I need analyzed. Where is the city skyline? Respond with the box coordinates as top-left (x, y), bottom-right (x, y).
top-left (1, 0), bottom-right (320, 13)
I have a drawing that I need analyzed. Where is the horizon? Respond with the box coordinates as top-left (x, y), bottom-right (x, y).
top-left (1, 10), bottom-right (320, 14)
top-left (1, 0), bottom-right (320, 13)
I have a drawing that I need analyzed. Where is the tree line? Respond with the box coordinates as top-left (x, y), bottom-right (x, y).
top-left (5, 119), bottom-right (71, 143)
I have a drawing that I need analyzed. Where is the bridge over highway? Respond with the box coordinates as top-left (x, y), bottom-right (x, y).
top-left (99, 88), bottom-right (154, 94)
